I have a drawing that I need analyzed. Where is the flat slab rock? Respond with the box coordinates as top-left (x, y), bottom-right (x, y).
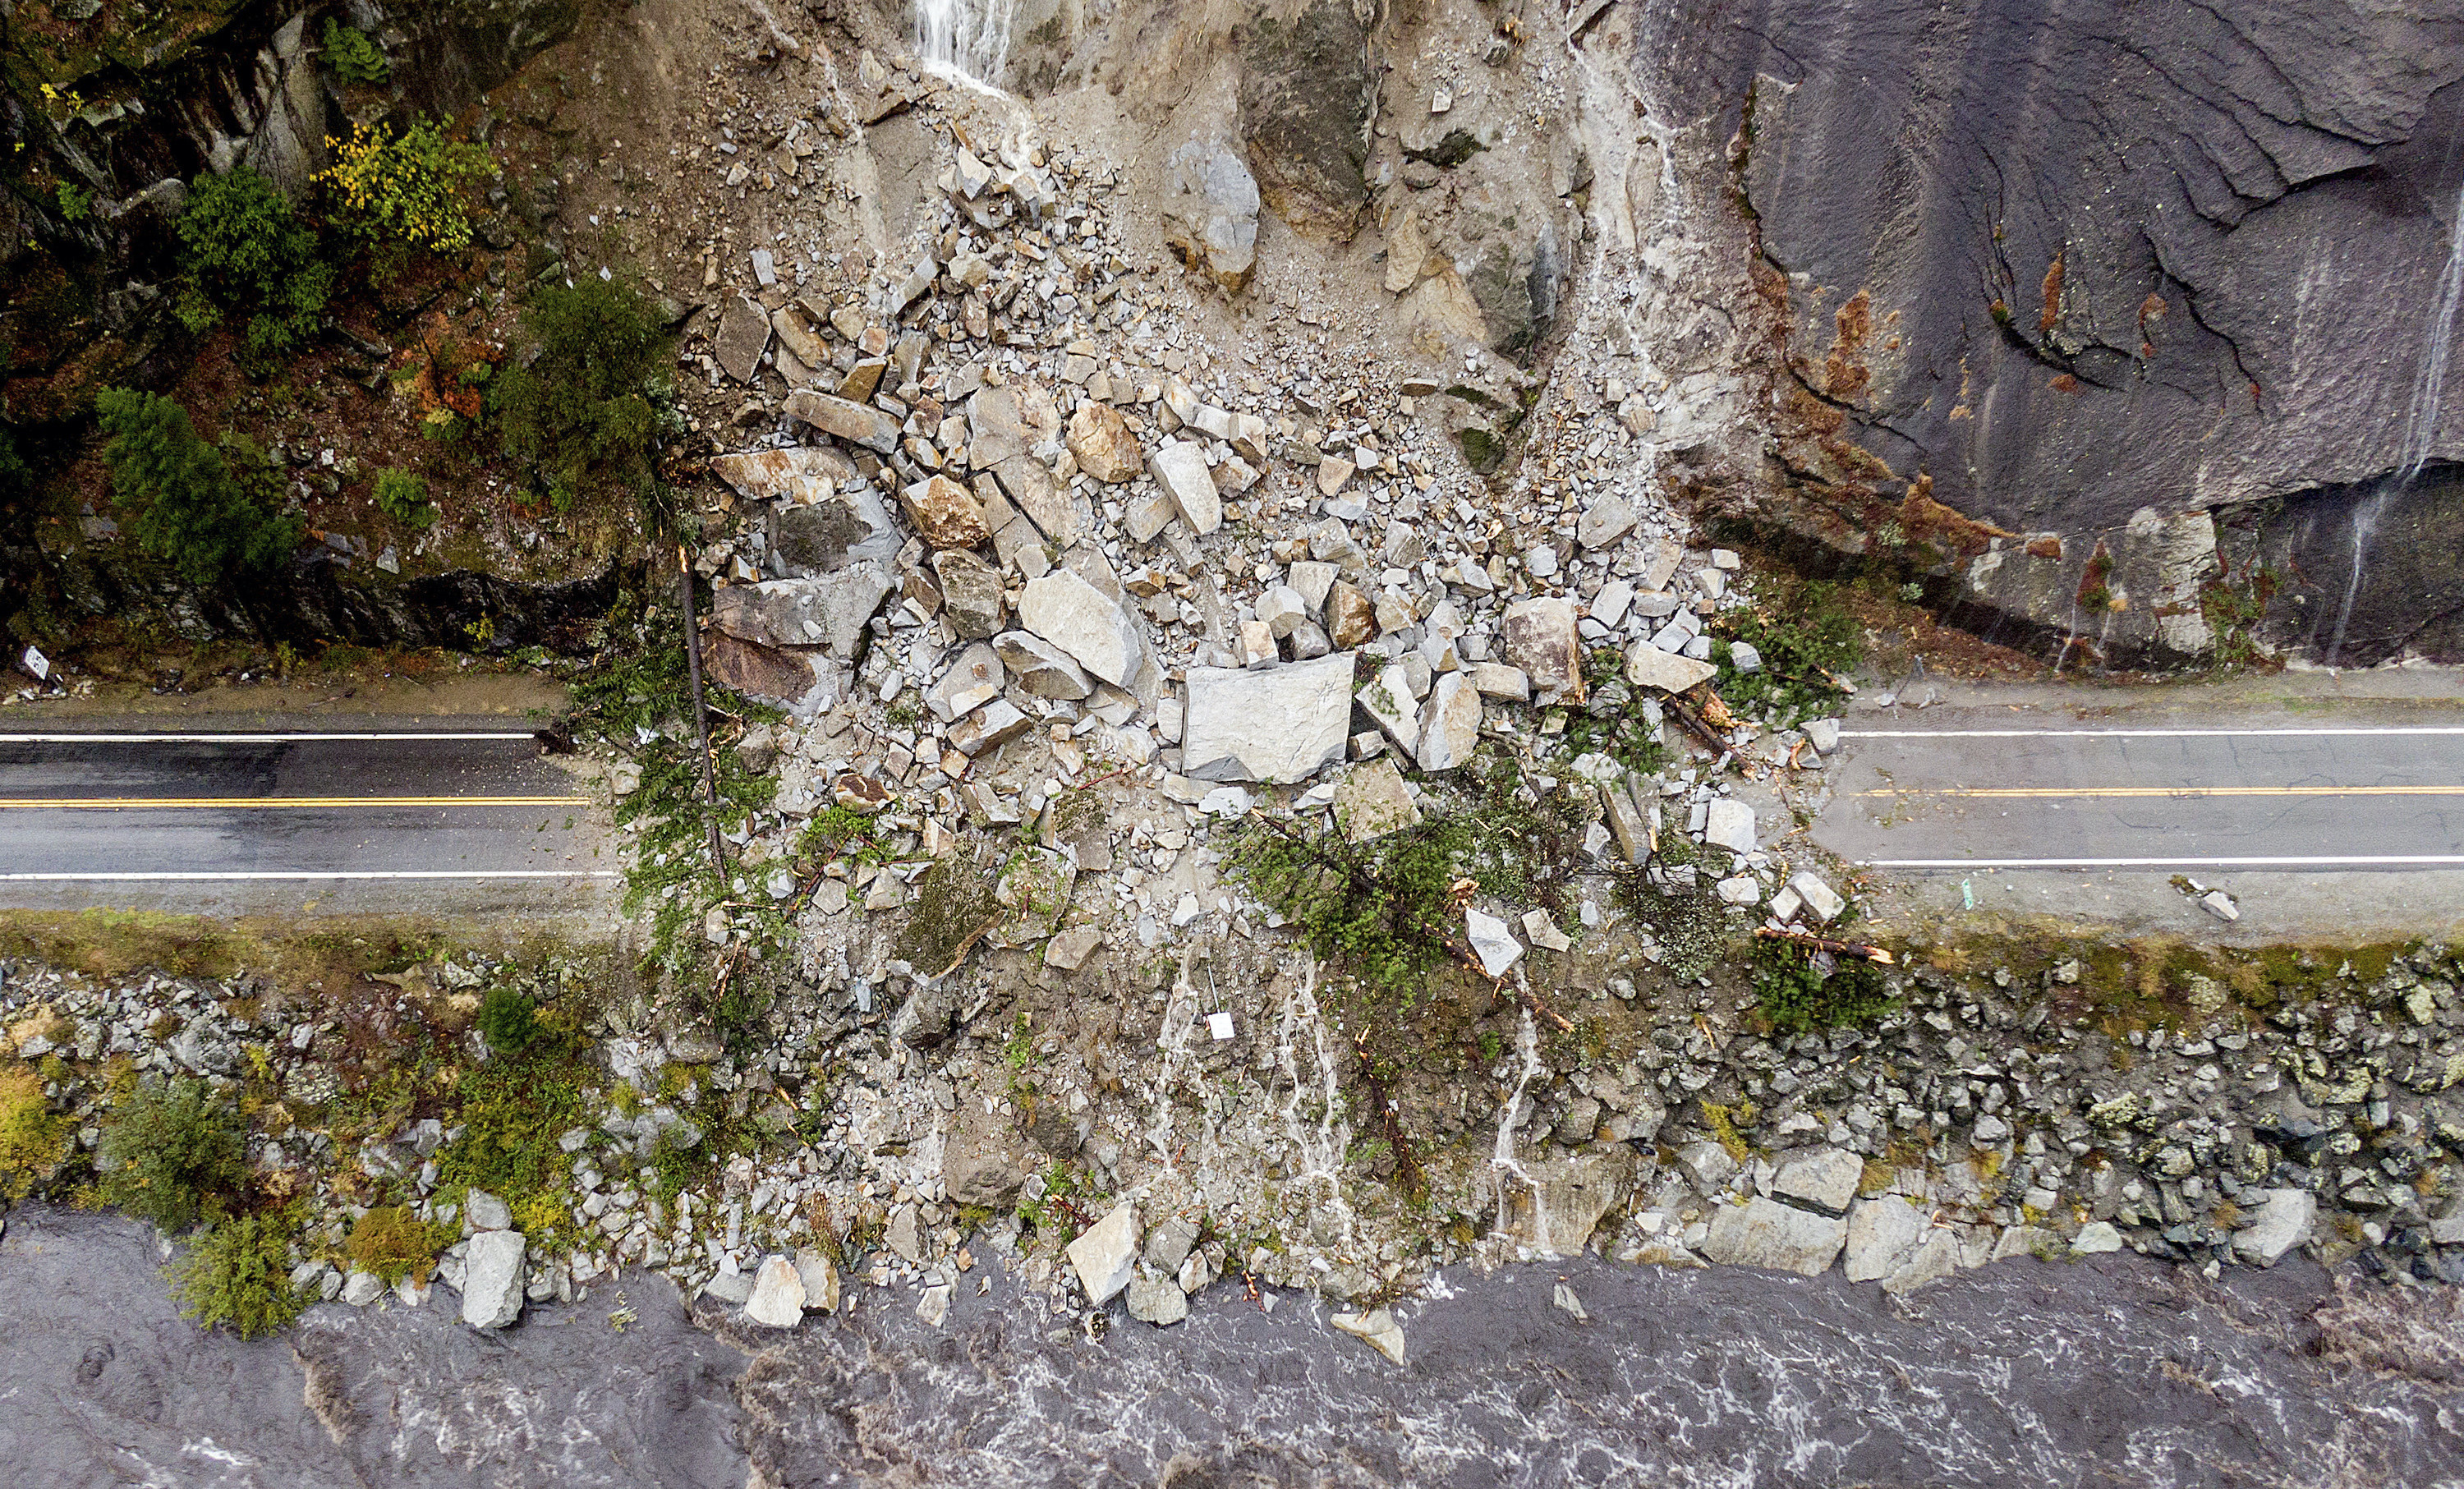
top-left (1700, 1197), bottom-right (1848, 1277)
top-left (1068, 1202), bottom-right (1141, 1305)
top-left (1180, 653), bottom-right (1354, 783)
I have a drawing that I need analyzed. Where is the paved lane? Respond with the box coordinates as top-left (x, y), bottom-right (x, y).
top-left (0, 730), bottom-right (613, 897)
top-left (1816, 717), bottom-right (2464, 870)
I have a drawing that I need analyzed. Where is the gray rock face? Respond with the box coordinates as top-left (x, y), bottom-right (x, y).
top-left (1180, 653), bottom-right (1354, 783)
top-left (770, 494), bottom-right (898, 575)
top-left (1496, 1150), bottom-right (1637, 1255)
top-left (460, 1229), bottom-right (527, 1330)
top-left (1843, 1195), bottom-right (1928, 1284)
top-left (1147, 440), bottom-right (1223, 535)
top-left (2233, 1188), bottom-right (2315, 1266)
top-left (715, 294), bottom-right (771, 384)
top-left (1700, 1197), bottom-right (1849, 1277)
top-left (1624, 643), bottom-right (1717, 695)
top-left (1159, 141), bottom-right (1262, 292)
top-left (742, 1254), bottom-right (805, 1329)
top-left (710, 568), bottom-right (893, 659)
top-left (1238, 0), bottom-right (1374, 240)
top-left (1701, 0), bottom-right (2464, 663)
top-left (932, 549), bottom-right (1006, 639)
top-left (1771, 1147), bottom-right (1863, 1216)
top-left (1126, 1275), bottom-right (1190, 1326)
top-left (784, 390), bottom-right (901, 453)
top-left (464, 1189), bottom-right (513, 1233)
top-left (1703, 798), bottom-right (1757, 856)
top-left (992, 630), bottom-right (1096, 699)
top-left (1018, 569), bottom-right (1146, 687)
top-left (1414, 673), bottom-right (1483, 772)
top-left (1068, 1202), bottom-right (1141, 1305)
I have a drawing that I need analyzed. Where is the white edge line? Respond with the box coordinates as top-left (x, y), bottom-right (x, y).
top-left (1864, 857), bottom-right (2464, 869)
top-left (1841, 728), bottom-right (2464, 738)
top-left (0, 733), bottom-right (541, 743)
top-left (0, 871), bottom-right (618, 881)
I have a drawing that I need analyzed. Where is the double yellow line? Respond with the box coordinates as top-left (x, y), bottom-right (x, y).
top-left (0, 796), bottom-right (590, 810)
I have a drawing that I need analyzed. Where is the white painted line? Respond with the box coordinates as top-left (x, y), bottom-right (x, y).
top-left (0, 733), bottom-right (540, 743)
top-left (1843, 728), bottom-right (2464, 738)
top-left (1865, 857), bottom-right (2464, 869)
top-left (0, 871), bottom-right (618, 882)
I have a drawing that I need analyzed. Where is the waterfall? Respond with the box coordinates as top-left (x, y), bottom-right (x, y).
top-left (2328, 182), bottom-right (2464, 666)
top-left (913, 0), bottom-right (1017, 87)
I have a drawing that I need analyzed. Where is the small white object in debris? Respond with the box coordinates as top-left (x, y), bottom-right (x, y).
top-left (18, 645), bottom-right (49, 682)
top-left (2200, 889), bottom-right (2240, 922)
top-left (1464, 908), bottom-right (1524, 977)
top-left (1207, 1012), bottom-right (1234, 1041)
top-left (1197, 785), bottom-right (1254, 817)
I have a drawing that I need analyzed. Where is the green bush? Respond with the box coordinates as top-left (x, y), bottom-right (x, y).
top-left (0, 1063), bottom-right (70, 1200)
top-left (321, 18), bottom-right (389, 82)
top-left (372, 466), bottom-right (434, 526)
top-left (99, 1076), bottom-right (248, 1231)
top-left (168, 1213), bottom-right (309, 1339)
top-left (490, 277), bottom-right (673, 510)
top-left (434, 1055), bottom-right (584, 1238)
top-left (97, 388), bottom-right (302, 586)
top-left (172, 166), bottom-right (333, 364)
top-left (1750, 939), bottom-right (1894, 1034)
top-left (1712, 581), bottom-right (1864, 727)
top-left (1226, 816), bottom-right (1469, 1009)
top-left (476, 986), bottom-right (547, 1059)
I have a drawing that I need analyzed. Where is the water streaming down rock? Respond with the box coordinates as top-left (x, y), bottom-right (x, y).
top-left (913, 0), bottom-right (1018, 87)
top-left (2324, 182), bottom-right (2464, 666)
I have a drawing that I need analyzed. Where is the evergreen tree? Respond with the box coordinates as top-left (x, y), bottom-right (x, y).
top-left (96, 388), bottom-right (301, 586)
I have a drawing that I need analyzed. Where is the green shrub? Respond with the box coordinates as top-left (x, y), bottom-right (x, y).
top-left (1751, 939), bottom-right (1894, 1034)
top-left (172, 166), bottom-right (333, 364)
top-left (647, 1123), bottom-right (706, 1202)
top-left (1226, 816), bottom-right (1469, 1009)
top-left (321, 18), bottom-right (389, 82)
top-left (343, 1204), bottom-right (445, 1284)
top-left (99, 1076), bottom-right (248, 1231)
top-left (320, 117), bottom-right (493, 255)
top-left (168, 1213), bottom-right (309, 1339)
top-left (372, 466), bottom-right (434, 526)
top-left (55, 181), bottom-right (90, 222)
top-left (476, 986), bottom-right (547, 1059)
top-left (97, 388), bottom-right (303, 586)
top-left (490, 277), bottom-right (673, 510)
top-left (1711, 580), bottom-right (1863, 727)
top-left (434, 1055), bottom-right (584, 1239)
top-left (0, 1063), bottom-right (70, 1200)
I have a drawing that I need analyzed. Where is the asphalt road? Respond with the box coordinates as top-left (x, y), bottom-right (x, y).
top-left (1816, 714), bottom-right (2464, 871)
top-left (0, 728), bottom-right (612, 913)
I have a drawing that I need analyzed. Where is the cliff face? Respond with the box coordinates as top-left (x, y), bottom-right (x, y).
top-left (1676, 0), bottom-right (2464, 665)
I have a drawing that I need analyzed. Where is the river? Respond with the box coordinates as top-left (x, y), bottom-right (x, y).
top-left (3, 1202), bottom-right (2458, 1487)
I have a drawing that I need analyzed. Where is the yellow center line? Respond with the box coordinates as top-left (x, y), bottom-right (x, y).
top-left (0, 796), bottom-right (591, 809)
top-left (1859, 785), bottom-right (2464, 799)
